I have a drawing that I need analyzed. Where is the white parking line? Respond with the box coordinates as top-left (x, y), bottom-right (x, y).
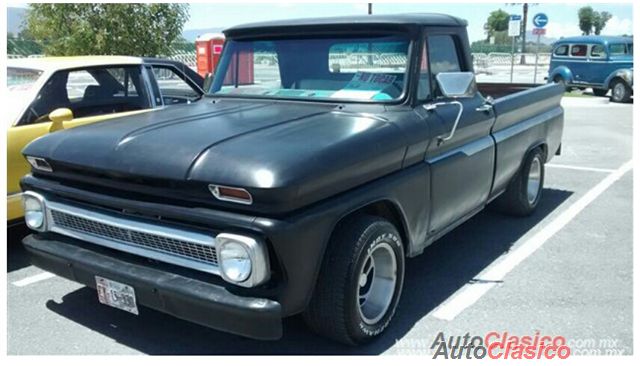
top-left (12, 272), bottom-right (56, 287)
top-left (547, 163), bottom-right (616, 173)
top-left (431, 160), bottom-right (632, 321)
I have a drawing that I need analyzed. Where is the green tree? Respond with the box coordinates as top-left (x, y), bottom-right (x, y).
top-left (484, 9), bottom-right (510, 41)
top-left (578, 6), bottom-right (595, 35)
top-left (25, 3), bottom-right (189, 56)
top-left (578, 6), bottom-right (612, 35)
top-left (593, 11), bottom-right (612, 35)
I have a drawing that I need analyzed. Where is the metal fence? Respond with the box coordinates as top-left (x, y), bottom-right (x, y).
top-left (7, 37), bottom-right (198, 66)
top-left (472, 52), bottom-right (550, 70)
top-left (8, 43), bottom-right (552, 78)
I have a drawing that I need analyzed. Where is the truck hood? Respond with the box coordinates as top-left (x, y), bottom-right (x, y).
top-left (23, 99), bottom-right (408, 212)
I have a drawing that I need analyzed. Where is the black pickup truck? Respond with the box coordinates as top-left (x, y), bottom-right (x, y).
top-left (20, 14), bottom-right (564, 345)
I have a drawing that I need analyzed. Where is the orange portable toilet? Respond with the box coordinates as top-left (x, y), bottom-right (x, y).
top-left (195, 33), bottom-right (226, 77)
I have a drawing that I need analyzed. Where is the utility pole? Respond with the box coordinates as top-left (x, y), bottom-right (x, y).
top-left (520, 3), bottom-right (528, 64)
top-left (368, 3), bottom-right (372, 15)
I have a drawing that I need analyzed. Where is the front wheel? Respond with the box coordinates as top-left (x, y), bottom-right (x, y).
top-left (610, 79), bottom-right (632, 103)
top-left (303, 215), bottom-right (405, 345)
top-left (494, 147), bottom-right (545, 216)
top-left (553, 75), bottom-right (571, 92)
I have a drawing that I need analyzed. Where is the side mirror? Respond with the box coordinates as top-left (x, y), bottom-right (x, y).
top-left (49, 108), bottom-right (73, 132)
top-left (203, 72), bottom-right (214, 92)
top-left (435, 72), bottom-right (477, 99)
top-left (423, 72), bottom-right (478, 146)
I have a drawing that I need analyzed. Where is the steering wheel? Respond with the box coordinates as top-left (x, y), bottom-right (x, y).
top-left (28, 107), bottom-right (51, 124)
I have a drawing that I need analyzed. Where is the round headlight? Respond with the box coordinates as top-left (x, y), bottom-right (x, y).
top-left (23, 194), bottom-right (45, 230)
top-left (219, 241), bottom-right (252, 283)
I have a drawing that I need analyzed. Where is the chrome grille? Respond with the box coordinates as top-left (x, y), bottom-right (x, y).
top-left (47, 204), bottom-right (219, 274)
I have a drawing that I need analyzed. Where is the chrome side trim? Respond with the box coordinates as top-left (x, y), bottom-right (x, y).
top-left (46, 200), bottom-right (220, 275)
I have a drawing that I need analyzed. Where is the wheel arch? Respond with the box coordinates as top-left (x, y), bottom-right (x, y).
top-left (549, 66), bottom-right (573, 84)
top-left (330, 198), bottom-right (411, 257)
top-left (605, 68), bottom-right (633, 89)
top-left (526, 140), bottom-right (548, 164)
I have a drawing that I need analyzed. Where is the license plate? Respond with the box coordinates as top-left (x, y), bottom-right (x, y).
top-left (95, 276), bottom-right (139, 315)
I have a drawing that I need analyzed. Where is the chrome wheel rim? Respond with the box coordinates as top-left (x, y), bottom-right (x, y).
top-left (357, 242), bottom-right (397, 325)
top-left (527, 156), bottom-right (542, 204)
top-left (613, 83), bottom-right (625, 101)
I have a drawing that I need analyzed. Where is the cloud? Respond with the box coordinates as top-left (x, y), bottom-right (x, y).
top-left (545, 15), bottom-right (632, 39)
top-left (600, 15), bottom-right (633, 36)
top-left (545, 22), bottom-right (582, 39)
top-left (352, 3), bottom-right (369, 14)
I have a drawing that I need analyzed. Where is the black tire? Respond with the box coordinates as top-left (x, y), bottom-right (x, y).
top-left (593, 88), bottom-right (609, 97)
top-left (303, 215), bottom-right (405, 345)
top-left (610, 79), bottom-right (632, 103)
top-left (494, 148), bottom-right (545, 217)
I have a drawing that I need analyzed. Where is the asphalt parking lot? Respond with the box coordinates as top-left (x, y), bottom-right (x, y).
top-left (7, 95), bottom-right (633, 355)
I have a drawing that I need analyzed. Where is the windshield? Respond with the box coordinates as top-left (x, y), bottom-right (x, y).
top-left (7, 67), bottom-right (43, 91)
top-left (210, 35), bottom-right (411, 102)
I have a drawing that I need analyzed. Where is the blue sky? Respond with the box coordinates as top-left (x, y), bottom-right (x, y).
top-left (185, 2), bottom-right (634, 41)
top-left (9, 2), bottom-right (634, 42)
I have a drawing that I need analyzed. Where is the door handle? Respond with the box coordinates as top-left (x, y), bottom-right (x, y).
top-left (475, 104), bottom-right (493, 113)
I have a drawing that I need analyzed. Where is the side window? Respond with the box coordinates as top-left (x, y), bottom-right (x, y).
top-left (553, 45), bottom-right (569, 56)
top-left (66, 70), bottom-right (99, 100)
top-left (107, 68), bottom-right (140, 97)
top-left (426, 35), bottom-right (461, 98)
top-left (151, 66), bottom-right (201, 105)
top-left (427, 35), bottom-right (462, 75)
top-left (19, 70), bottom-right (70, 124)
top-left (590, 45), bottom-right (606, 58)
top-left (19, 66), bottom-right (151, 125)
top-left (570, 44), bottom-right (588, 57)
top-left (609, 43), bottom-right (629, 56)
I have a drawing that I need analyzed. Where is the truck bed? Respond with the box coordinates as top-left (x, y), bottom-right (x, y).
top-left (485, 82), bottom-right (565, 199)
top-left (478, 82), bottom-right (549, 99)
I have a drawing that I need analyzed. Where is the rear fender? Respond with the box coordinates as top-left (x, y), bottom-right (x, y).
top-left (549, 66), bottom-right (573, 84)
top-left (604, 68), bottom-right (633, 89)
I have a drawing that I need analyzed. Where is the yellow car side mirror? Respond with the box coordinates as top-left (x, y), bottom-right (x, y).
top-left (49, 108), bottom-right (74, 132)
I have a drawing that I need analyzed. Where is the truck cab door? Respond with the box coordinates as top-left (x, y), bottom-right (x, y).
top-left (417, 34), bottom-right (496, 236)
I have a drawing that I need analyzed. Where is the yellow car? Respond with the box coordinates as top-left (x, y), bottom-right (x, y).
top-left (7, 56), bottom-right (204, 224)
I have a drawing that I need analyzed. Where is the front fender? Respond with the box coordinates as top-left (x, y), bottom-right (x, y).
top-left (548, 66), bottom-right (573, 84)
top-left (604, 68), bottom-right (633, 88)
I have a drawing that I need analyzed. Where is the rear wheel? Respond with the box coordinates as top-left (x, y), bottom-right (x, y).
top-left (610, 79), bottom-right (632, 103)
top-left (303, 215), bottom-right (405, 345)
top-left (593, 88), bottom-right (609, 97)
top-left (494, 148), bottom-right (545, 216)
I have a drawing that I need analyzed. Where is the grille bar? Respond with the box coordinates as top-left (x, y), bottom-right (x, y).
top-left (46, 200), bottom-right (219, 275)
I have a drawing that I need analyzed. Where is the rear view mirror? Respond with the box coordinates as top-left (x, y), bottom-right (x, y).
top-left (49, 108), bottom-right (74, 132)
top-left (435, 72), bottom-right (477, 98)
